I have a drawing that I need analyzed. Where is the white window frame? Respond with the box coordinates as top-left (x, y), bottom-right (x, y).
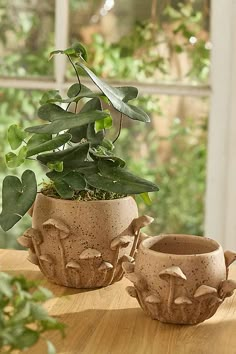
top-left (205, 0), bottom-right (236, 249)
top-left (1, 0), bottom-right (234, 249)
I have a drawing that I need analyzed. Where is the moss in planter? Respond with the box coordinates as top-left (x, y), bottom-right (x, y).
top-left (40, 181), bottom-right (127, 201)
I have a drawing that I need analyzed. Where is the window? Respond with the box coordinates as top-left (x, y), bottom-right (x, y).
top-left (1, 0), bottom-right (234, 249)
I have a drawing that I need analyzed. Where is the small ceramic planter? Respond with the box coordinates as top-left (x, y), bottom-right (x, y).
top-left (123, 234), bottom-right (236, 324)
top-left (18, 193), bottom-right (153, 289)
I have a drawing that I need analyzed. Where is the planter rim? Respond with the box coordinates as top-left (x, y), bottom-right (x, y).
top-left (37, 192), bottom-right (133, 205)
top-left (139, 234), bottom-right (222, 258)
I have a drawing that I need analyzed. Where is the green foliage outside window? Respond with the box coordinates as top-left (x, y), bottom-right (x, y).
top-left (0, 0), bottom-right (210, 247)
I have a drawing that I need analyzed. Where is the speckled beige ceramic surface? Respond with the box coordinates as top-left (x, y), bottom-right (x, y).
top-left (18, 193), bottom-right (154, 288)
top-left (123, 234), bottom-right (236, 324)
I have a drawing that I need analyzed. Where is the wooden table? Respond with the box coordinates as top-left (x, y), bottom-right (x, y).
top-left (1, 249), bottom-right (236, 354)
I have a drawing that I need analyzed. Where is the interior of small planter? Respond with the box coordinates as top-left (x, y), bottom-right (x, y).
top-left (150, 235), bottom-right (218, 255)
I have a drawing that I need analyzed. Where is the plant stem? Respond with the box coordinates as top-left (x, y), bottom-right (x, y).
top-left (75, 101), bottom-right (78, 113)
top-left (67, 54), bottom-right (82, 95)
top-left (66, 102), bottom-right (72, 111)
top-left (113, 113), bottom-right (123, 143)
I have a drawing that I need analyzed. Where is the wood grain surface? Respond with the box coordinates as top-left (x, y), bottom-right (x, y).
top-left (1, 249), bottom-right (236, 354)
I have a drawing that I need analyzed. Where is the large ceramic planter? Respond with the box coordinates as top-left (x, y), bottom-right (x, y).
top-left (123, 234), bottom-right (236, 324)
top-left (18, 193), bottom-right (153, 288)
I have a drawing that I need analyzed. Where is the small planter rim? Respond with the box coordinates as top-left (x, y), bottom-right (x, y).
top-left (37, 192), bottom-right (134, 205)
top-left (139, 234), bottom-right (222, 258)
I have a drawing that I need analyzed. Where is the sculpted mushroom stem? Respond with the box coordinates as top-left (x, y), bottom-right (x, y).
top-left (193, 285), bottom-right (218, 323)
top-left (174, 296), bottom-right (192, 323)
top-left (159, 266), bottom-right (187, 316)
top-left (66, 261), bottom-right (81, 288)
top-left (79, 248), bottom-right (102, 288)
top-left (107, 235), bottom-right (133, 285)
top-left (18, 228), bottom-right (43, 270)
top-left (224, 251), bottom-right (236, 278)
top-left (130, 215), bottom-right (154, 258)
top-left (98, 261), bottom-right (113, 286)
top-left (43, 218), bottom-right (70, 286)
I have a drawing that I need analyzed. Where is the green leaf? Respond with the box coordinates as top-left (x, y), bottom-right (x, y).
top-left (89, 149), bottom-right (125, 167)
top-left (54, 179), bottom-right (74, 199)
top-left (101, 139), bottom-right (114, 151)
top-left (38, 142), bottom-right (89, 166)
top-left (76, 161), bottom-right (99, 175)
top-left (49, 49), bottom-right (64, 60)
top-left (38, 104), bottom-right (66, 122)
top-left (16, 329), bottom-right (39, 350)
top-left (140, 192), bottom-right (152, 206)
top-left (27, 133), bottom-right (71, 157)
top-left (0, 170), bottom-right (37, 231)
top-left (62, 172), bottom-right (86, 190)
top-left (47, 161), bottom-right (64, 172)
top-left (77, 62), bottom-right (150, 122)
top-left (114, 86), bottom-right (138, 102)
top-left (7, 124), bottom-right (27, 150)
top-left (32, 286), bottom-right (53, 301)
top-left (0, 273), bottom-right (12, 297)
top-left (27, 134), bottom-right (52, 149)
top-left (47, 340), bottom-right (56, 354)
top-left (85, 161), bottom-right (159, 194)
top-left (59, 84), bottom-right (98, 103)
top-left (60, 42), bottom-right (88, 61)
top-left (95, 114), bottom-right (112, 132)
top-left (39, 90), bottom-right (62, 105)
top-left (11, 302), bottom-right (31, 322)
top-left (25, 110), bottom-right (110, 134)
top-left (41, 317), bottom-right (66, 335)
top-left (87, 123), bottom-right (105, 145)
top-left (67, 83), bottom-right (81, 98)
top-left (30, 303), bottom-right (49, 320)
top-left (71, 42), bottom-right (88, 61)
top-left (5, 146), bottom-right (28, 168)
top-left (80, 97), bottom-right (102, 113)
top-left (69, 98), bottom-right (102, 143)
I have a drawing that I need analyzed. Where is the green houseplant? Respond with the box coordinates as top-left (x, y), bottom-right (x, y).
top-left (0, 43), bottom-right (158, 288)
top-left (0, 272), bottom-right (65, 353)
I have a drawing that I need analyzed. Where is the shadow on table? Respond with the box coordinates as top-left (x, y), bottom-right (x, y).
top-left (39, 307), bottom-right (236, 354)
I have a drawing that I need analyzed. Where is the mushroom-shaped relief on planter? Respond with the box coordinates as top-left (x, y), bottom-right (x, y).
top-left (123, 234), bottom-right (236, 324)
top-left (108, 215), bottom-right (154, 285)
top-left (17, 227), bottom-right (43, 267)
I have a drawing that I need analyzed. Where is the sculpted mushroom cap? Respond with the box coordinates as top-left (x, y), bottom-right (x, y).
top-left (110, 235), bottom-right (133, 250)
top-left (145, 294), bottom-right (161, 304)
top-left (98, 261), bottom-right (113, 272)
top-left (194, 285), bottom-right (217, 298)
top-left (122, 261), bottom-right (135, 274)
top-left (79, 248), bottom-right (102, 260)
top-left (174, 296), bottom-right (192, 305)
top-left (20, 228), bottom-right (42, 245)
top-left (224, 250), bottom-right (236, 268)
top-left (39, 254), bottom-right (54, 264)
top-left (66, 261), bottom-right (81, 270)
top-left (159, 266), bottom-right (187, 281)
top-left (219, 279), bottom-right (236, 298)
top-left (17, 234), bottom-right (33, 248)
top-left (43, 218), bottom-right (70, 238)
top-left (126, 286), bottom-right (137, 298)
top-left (132, 215), bottom-right (154, 234)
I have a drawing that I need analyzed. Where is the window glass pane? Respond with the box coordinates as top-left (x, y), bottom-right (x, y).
top-left (113, 94), bottom-right (208, 236)
top-left (0, 0), bottom-right (55, 77)
top-left (69, 0), bottom-right (210, 84)
top-left (0, 88), bottom-right (45, 248)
